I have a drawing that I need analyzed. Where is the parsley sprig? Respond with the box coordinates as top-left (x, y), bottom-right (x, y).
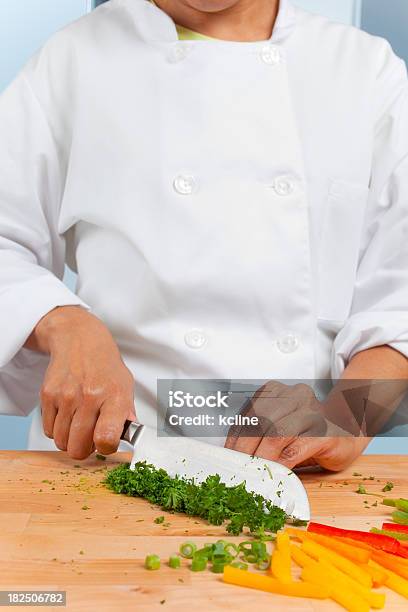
top-left (105, 462), bottom-right (286, 536)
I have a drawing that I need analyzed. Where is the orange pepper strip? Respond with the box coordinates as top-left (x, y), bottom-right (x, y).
top-left (223, 566), bottom-right (330, 599)
top-left (301, 540), bottom-right (372, 588)
top-left (290, 544), bottom-right (316, 569)
top-left (301, 565), bottom-right (369, 612)
top-left (286, 528), bottom-right (371, 564)
top-left (372, 551), bottom-right (408, 579)
top-left (334, 536), bottom-right (374, 552)
top-left (370, 560), bottom-right (408, 599)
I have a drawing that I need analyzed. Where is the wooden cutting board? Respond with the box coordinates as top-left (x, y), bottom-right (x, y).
top-left (0, 452), bottom-right (407, 611)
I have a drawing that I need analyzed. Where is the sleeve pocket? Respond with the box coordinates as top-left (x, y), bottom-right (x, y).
top-left (318, 179), bottom-right (369, 323)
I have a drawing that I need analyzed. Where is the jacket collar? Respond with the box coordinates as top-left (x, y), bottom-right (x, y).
top-left (114, 0), bottom-right (297, 44)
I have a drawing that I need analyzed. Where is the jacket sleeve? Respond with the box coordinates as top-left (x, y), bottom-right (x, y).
top-left (0, 69), bottom-right (88, 416)
top-left (332, 42), bottom-right (408, 378)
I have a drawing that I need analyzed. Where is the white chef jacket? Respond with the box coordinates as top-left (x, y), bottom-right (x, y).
top-left (0, 0), bottom-right (408, 449)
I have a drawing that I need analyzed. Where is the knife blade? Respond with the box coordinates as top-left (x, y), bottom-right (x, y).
top-left (121, 421), bottom-right (310, 520)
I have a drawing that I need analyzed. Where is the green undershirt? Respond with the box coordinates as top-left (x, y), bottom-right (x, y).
top-left (176, 24), bottom-right (214, 41)
top-left (150, 0), bottom-right (215, 41)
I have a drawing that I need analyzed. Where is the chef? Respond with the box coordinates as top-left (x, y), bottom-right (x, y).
top-left (0, 0), bottom-right (407, 469)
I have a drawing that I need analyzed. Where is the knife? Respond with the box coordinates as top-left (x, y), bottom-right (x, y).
top-left (121, 421), bottom-right (310, 520)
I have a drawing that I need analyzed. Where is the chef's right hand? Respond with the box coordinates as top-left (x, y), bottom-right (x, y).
top-left (25, 306), bottom-right (136, 459)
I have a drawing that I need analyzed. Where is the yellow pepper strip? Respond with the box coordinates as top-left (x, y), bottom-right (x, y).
top-left (301, 564), bottom-right (370, 612)
top-left (370, 560), bottom-right (408, 599)
top-left (271, 549), bottom-right (292, 584)
top-left (317, 558), bottom-right (385, 609)
top-left (277, 532), bottom-right (291, 556)
top-left (290, 544), bottom-right (316, 569)
top-left (223, 565), bottom-right (330, 599)
top-left (291, 544), bottom-right (383, 609)
top-left (286, 528), bottom-right (371, 564)
top-left (285, 527), bottom-right (307, 541)
top-left (371, 551), bottom-right (408, 580)
top-left (275, 532), bottom-right (292, 577)
top-left (358, 563), bottom-right (388, 587)
top-left (302, 539), bottom-right (373, 588)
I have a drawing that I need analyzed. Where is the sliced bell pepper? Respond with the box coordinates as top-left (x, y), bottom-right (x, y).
top-left (357, 563), bottom-right (388, 588)
top-left (292, 546), bottom-right (385, 610)
top-left (382, 522), bottom-right (408, 535)
top-left (301, 539), bottom-right (372, 588)
top-left (270, 549), bottom-right (292, 584)
top-left (317, 557), bottom-right (385, 609)
top-left (301, 564), bottom-right (369, 612)
top-left (372, 551), bottom-right (408, 580)
top-left (223, 565), bottom-right (330, 599)
top-left (370, 560), bottom-right (408, 599)
top-left (308, 522), bottom-right (408, 558)
top-left (286, 527), bottom-right (371, 564)
top-left (290, 544), bottom-right (316, 569)
top-left (335, 536), bottom-right (374, 551)
top-left (276, 532), bottom-right (291, 572)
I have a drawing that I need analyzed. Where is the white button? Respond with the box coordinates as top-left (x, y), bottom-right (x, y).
top-left (260, 44), bottom-right (282, 65)
top-left (184, 329), bottom-right (207, 349)
top-left (277, 333), bottom-right (299, 354)
top-left (173, 174), bottom-right (196, 195)
top-left (168, 43), bottom-right (191, 63)
top-left (273, 175), bottom-right (296, 197)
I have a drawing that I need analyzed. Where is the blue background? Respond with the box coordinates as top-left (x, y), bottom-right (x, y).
top-left (0, 0), bottom-right (407, 452)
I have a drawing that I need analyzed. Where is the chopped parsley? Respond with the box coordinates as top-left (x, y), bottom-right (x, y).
top-left (382, 482), bottom-right (394, 493)
top-left (105, 462), bottom-right (287, 536)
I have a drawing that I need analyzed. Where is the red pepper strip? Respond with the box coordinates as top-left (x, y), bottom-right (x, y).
top-left (383, 523), bottom-right (408, 535)
top-left (307, 522), bottom-right (408, 559)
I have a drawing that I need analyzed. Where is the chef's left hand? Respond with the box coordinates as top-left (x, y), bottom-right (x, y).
top-left (225, 381), bottom-right (370, 471)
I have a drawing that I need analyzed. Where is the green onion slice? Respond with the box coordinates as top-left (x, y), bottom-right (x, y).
top-left (169, 555), bottom-right (181, 569)
top-left (145, 554), bottom-right (160, 570)
top-left (211, 562), bottom-right (227, 573)
top-left (180, 542), bottom-right (197, 559)
top-left (229, 561), bottom-right (248, 570)
top-left (191, 556), bottom-right (207, 572)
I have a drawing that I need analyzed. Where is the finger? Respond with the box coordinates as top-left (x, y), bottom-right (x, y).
top-left (40, 388), bottom-right (57, 439)
top-left (93, 396), bottom-right (132, 455)
top-left (52, 388), bottom-right (80, 450)
top-left (277, 437), bottom-right (332, 469)
top-left (66, 404), bottom-right (100, 460)
top-left (253, 411), bottom-right (325, 461)
top-left (226, 382), bottom-right (292, 451)
top-left (254, 434), bottom-right (297, 462)
top-left (53, 408), bottom-right (76, 451)
top-left (225, 435), bottom-right (260, 456)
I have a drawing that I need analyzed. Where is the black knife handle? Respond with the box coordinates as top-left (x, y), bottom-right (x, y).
top-left (121, 420), bottom-right (142, 445)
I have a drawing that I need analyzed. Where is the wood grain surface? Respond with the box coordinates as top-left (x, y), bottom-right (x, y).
top-left (0, 451), bottom-right (407, 611)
